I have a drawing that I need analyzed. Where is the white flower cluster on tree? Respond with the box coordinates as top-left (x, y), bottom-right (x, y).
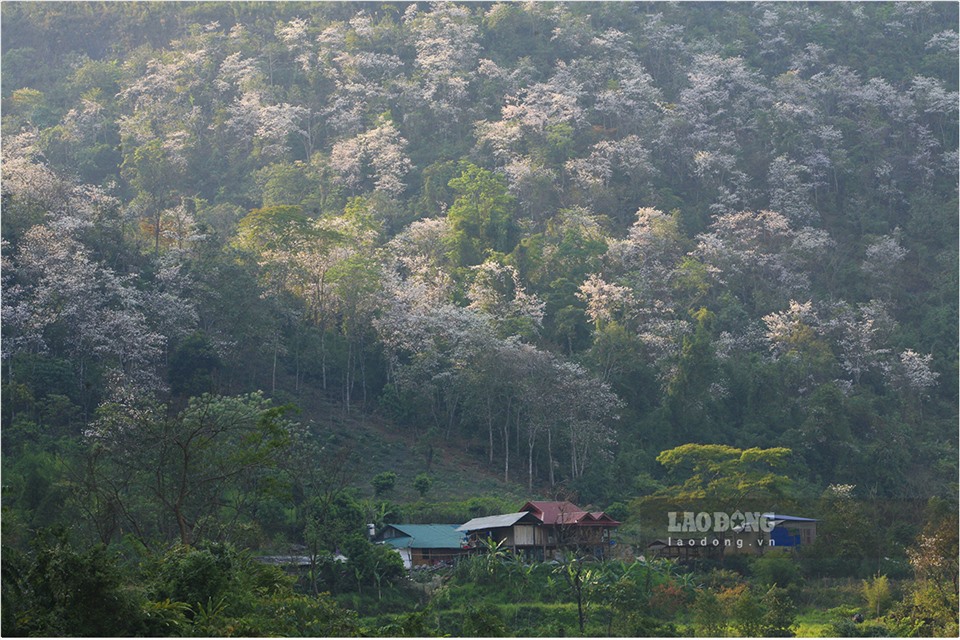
top-left (330, 117), bottom-right (412, 195)
top-left (467, 260), bottom-right (545, 333)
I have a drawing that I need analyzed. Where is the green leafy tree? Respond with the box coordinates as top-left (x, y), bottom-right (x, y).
top-left (2, 530), bottom-right (148, 637)
top-left (340, 535), bottom-right (404, 599)
top-left (144, 539), bottom-right (362, 636)
top-left (553, 553), bottom-right (602, 635)
top-left (692, 588), bottom-right (727, 636)
top-left (168, 332), bottom-right (221, 397)
top-left (445, 162), bottom-right (518, 267)
top-left (234, 205), bottom-right (314, 258)
top-left (751, 550), bottom-right (802, 588)
top-left (862, 574), bottom-right (893, 618)
top-left (665, 307), bottom-right (719, 440)
top-left (757, 585), bottom-right (798, 637)
top-left (120, 138), bottom-right (183, 254)
top-left (153, 542), bottom-right (235, 609)
top-left (371, 471), bottom-right (398, 497)
top-left (413, 473), bottom-right (433, 498)
top-left (89, 393), bottom-right (295, 545)
top-left (653, 443), bottom-right (793, 510)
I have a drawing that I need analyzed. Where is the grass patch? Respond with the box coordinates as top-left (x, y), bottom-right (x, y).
top-left (794, 609), bottom-right (835, 638)
top-left (293, 393), bottom-right (531, 506)
top-left (434, 602), bottom-right (587, 637)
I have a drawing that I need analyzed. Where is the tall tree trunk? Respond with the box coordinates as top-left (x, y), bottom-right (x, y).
top-left (528, 439), bottom-right (534, 491)
top-left (570, 424), bottom-right (578, 479)
top-left (501, 397), bottom-right (512, 483)
top-left (295, 331), bottom-right (301, 394)
top-left (175, 504), bottom-right (190, 546)
top-left (360, 332), bottom-right (367, 407)
top-left (154, 207), bottom-right (161, 255)
top-left (486, 396), bottom-right (495, 465)
top-left (272, 336), bottom-right (278, 394)
top-left (547, 427), bottom-right (556, 487)
top-left (320, 330), bottom-right (327, 390)
top-left (344, 338), bottom-right (352, 413)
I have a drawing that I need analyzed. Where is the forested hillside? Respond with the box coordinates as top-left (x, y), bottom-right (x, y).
top-left (2, 2), bottom-right (957, 636)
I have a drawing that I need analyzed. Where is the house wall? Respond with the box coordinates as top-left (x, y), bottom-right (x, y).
top-left (534, 527), bottom-right (554, 547)
top-left (469, 526), bottom-right (516, 547)
top-left (394, 548), bottom-right (412, 569)
top-left (514, 525), bottom-right (536, 546)
top-left (467, 523), bottom-right (618, 558)
top-left (411, 548), bottom-right (463, 566)
top-left (770, 522), bottom-right (817, 546)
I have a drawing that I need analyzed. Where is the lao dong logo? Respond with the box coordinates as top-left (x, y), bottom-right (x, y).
top-left (667, 511), bottom-right (776, 533)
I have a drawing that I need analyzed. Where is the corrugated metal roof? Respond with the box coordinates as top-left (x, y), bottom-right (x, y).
top-left (457, 512), bottom-right (532, 532)
top-left (380, 524), bottom-right (465, 549)
top-left (521, 501), bottom-right (584, 525)
top-left (588, 512), bottom-right (622, 525)
top-left (520, 501), bottom-right (621, 526)
top-left (762, 513), bottom-right (818, 522)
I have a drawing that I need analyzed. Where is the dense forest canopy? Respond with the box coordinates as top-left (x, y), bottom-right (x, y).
top-left (1, 1), bottom-right (957, 636)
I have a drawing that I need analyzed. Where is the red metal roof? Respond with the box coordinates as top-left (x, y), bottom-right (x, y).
top-left (519, 501), bottom-right (620, 527)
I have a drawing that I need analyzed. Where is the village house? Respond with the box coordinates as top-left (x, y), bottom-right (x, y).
top-left (376, 524), bottom-right (467, 569)
top-left (458, 500), bottom-right (620, 561)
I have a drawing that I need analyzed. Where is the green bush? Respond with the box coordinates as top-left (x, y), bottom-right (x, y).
top-left (861, 575), bottom-right (893, 618)
top-left (375, 608), bottom-right (442, 637)
top-left (752, 550), bottom-right (803, 587)
top-left (241, 592), bottom-right (362, 637)
top-left (414, 473), bottom-right (434, 497)
top-left (154, 543), bottom-right (234, 608)
top-left (372, 471), bottom-right (398, 496)
top-left (692, 588), bottom-right (727, 636)
top-left (828, 618), bottom-right (894, 637)
top-left (3, 531), bottom-right (148, 637)
top-left (461, 603), bottom-right (508, 637)
top-left (339, 534), bottom-right (406, 598)
top-left (702, 583), bottom-right (798, 637)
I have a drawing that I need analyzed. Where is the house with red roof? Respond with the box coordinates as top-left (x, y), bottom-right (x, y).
top-left (458, 500), bottom-right (620, 561)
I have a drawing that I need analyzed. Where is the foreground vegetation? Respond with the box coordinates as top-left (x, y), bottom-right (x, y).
top-left (5, 531), bottom-right (958, 637)
top-left (2, 1), bottom-right (957, 635)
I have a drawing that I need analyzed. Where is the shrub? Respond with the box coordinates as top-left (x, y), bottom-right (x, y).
top-left (376, 609), bottom-right (440, 637)
top-left (414, 473), bottom-right (434, 498)
top-left (707, 583), bottom-right (798, 637)
top-left (692, 588), bottom-right (727, 636)
top-left (703, 567), bottom-right (746, 590)
top-left (650, 581), bottom-right (688, 617)
top-left (154, 543), bottom-right (233, 608)
top-left (728, 585), bottom-right (766, 637)
top-left (752, 550), bottom-right (803, 587)
top-left (758, 585), bottom-right (799, 637)
top-left (828, 618), bottom-right (894, 637)
top-left (243, 593), bottom-right (362, 637)
top-left (861, 575), bottom-right (893, 618)
top-left (372, 471), bottom-right (398, 496)
top-left (3, 530), bottom-right (148, 637)
top-left (461, 603), bottom-right (508, 637)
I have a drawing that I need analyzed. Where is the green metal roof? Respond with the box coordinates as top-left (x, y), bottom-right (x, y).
top-left (381, 524), bottom-right (465, 549)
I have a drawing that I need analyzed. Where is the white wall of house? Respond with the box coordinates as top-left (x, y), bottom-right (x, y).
top-left (392, 547), bottom-right (412, 569)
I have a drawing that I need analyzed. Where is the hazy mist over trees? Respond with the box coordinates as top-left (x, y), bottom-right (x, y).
top-left (2, 2), bottom-right (957, 636)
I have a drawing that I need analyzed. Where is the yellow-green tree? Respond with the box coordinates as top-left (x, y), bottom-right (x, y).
top-left (653, 443), bottom-right (793, 511)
